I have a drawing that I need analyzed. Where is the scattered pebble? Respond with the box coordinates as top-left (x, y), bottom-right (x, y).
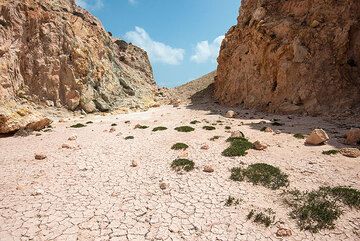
top-left (35, 153), bottom-right (47, 160)
top-left (68, 135), bottom-right (77, 141)
top-left (340, 148), bottom-right (360, 158)
top-left (201, 144), bottom-right (209, 150)
top-left (276, 228), bottom-right (292, 237)
top-left (253, 141), bottom-right (267, 150)
top-left (203, 165), bottom-right (214, 173)
top-left (131, 160), bottom-right (139, 167)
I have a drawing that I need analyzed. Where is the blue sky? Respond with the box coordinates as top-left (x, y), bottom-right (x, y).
top-left (76, 0), bottom-right (240, 87)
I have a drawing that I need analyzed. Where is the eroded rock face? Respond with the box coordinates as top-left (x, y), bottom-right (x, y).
top-left (215, 0), bottom-right (360, 115)
top-left (0, 0), bottom-right (157, 112)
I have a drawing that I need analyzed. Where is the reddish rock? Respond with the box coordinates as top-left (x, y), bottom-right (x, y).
top-left (0, 0), bottom-right (156, 113)
top-left (345, 128), bottom-right (360, 145)
top-left (215, 1), bottom-right (360, 115)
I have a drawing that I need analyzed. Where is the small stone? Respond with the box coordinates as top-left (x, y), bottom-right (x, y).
top-left (68, 135), bottom-right (77, 141)
top-left (264, 127), bottom-right (273, 133)
top-left (203, 165), bottom-right (214, 173)
top-left (275, 130), bottom-right (282, 134)
top-left (159, 182), bottom-right (168, 190)
top-left (225, 110), bottom-right (236, 118)
top-left (61, 143), bottom-right (72, 149)
top-left (340, 148), bottom-right (360, 158)
top-left (310, 20), bottom-right (320, 28)
top-left (131, 160), bottom-right (139, 167)
top-left (231, 131), bottom-right (245, 138)
top-left (201, 144), bottom-right (209, 150)
top-left (31, 188), bottom-right (44, 196)
top-left (58, 118), bottom-right (66, 123)
top-left (253, 141), bottom-right (267, 150)
top-left (35, 153), bottom-right (47, 160)
top-left (109, 127), bottom-right (116, 133)
top-left (305, 129), bottom-right (329, 145)
top-left (345, 128), bottom-right (360, 145)
top-left (276, 228), bottom-right (292, 237)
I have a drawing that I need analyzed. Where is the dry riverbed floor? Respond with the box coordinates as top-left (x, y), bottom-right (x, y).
top-left (0, 105), bottom-right (359, 241)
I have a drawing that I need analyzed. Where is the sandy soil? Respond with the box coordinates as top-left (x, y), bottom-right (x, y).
top-left (0, 104), bottom-right (359, 241)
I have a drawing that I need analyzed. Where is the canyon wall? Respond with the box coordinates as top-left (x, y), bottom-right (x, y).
top-left (215, 0), bottom-right (360, 115)
top-left (0, 0), bottom-right (157, 113)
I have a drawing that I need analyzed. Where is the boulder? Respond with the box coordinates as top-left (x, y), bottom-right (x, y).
top-left (305, 129), bottom-right (329, 145)
top-left (345, 128), bottom-right (360, 145)
top-left (340, 148), bottom-right (360, 158)
top-left (253, 141), bottom-right (267, 150)
top-left (231, 131), bottom-right (245, 138)
top-left (0, 103), bottom-right (52, 134)
top-left (225, 110), bottom-right (236, 118)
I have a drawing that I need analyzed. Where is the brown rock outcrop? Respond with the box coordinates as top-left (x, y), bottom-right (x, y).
top-left (215, 0), bottom-right (360, 115)
top-left (0, 0), bottom-right (157, 112)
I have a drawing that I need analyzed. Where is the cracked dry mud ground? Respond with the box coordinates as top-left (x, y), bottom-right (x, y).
top-left (0, 105), bottom-right (359, 241)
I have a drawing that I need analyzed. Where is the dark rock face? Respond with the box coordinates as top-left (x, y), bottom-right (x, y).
top-left (215, 0), bottom-right (360, 115)
top-left (0, 0), bottom-right (157, 112)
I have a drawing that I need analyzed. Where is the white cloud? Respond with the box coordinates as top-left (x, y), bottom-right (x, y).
top-left (76, 0), bottom-right (104, 10)
top-left (190, 35), bottom-right (225, 64)
top-left (125, 27), bottom-right (185, 65)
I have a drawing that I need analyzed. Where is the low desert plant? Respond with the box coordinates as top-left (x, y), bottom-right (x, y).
top-left (70, 123), bottom-right (86, 128)
top-left (171, 159), bottom-right (195, 172)
top-left (111, 123), bottom-right (117, 127)
top-left (225, 126), bottom-right (231, 130)
top-left (171, 143), bottom-right (189, 150)
top-left (322, 150), bottom-right (339, 155)
top-left (135, 125), bottom-right (149, 129)
top-left (294, 133), bottom-right (305, 139)
top-left (152, 126), bottom-right (168, 132)
top-left (190, 120), bottom-right (201, 125)
top-left (225, 196), bottom-right (241, 207)
top-left (222, 137), bottom-right (253, 157)
top-left (247, 209), bottom-right (275, 227)
top-left (203, 126), bottom-right (216, 131)
top-left (210, 136), bottom-right (221, 141)
top-left (230, 163), bottom-right (289, 190)
top-left (124, 136), bottom-right (134, 140)
top-left (175, 126), bottom-right (195, 132)
top-left (283, 189), bottom-right (342, 233)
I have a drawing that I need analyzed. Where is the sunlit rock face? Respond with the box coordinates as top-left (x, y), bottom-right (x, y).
top-left (0, 0), bottom-right (157, 112)
top-left (215, 0), bottom-right (360, 115)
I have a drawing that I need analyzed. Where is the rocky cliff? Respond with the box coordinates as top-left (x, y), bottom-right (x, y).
top-left (0, 0), bottom-right (157, 113)
top-left (215, 0), bottom-right (360, 115)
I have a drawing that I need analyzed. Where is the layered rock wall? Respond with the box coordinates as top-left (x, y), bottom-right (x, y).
top-left (0, 0), bottom-right (157, 112)
top-left (215, 0), bottom-right (360, 114)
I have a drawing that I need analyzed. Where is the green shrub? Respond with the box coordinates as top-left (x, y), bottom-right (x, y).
top-left (111, 123), bottom-right (117, 126)
top-left (135, 125), bottom-right (149, 129)
top-left (247, 209), bottom-right (275, 227)
top-left (190, 120), bottom-right (201, 124)
top-left (322, 150), bottom-right (339, 155)
top-left (175, 126), bottom-right (195, 132)
top-left (210, 136), bottom-right (221, 141)
top-left (70, 123), bottom-right (86, 128)
top-left (225, 196), bottom-right (241, 207)
top-left (171, 159), bottom-right (195, 172)
top-left (230, 163), bottom-right (289, 190)
top-left (222, 137), bottom-right (253, 157)
top-left (203, 126), bottom-right (216, 131)
top-left (171, 143), bottom-right (189, 150)
top-left (294, 133), bottom-right (305, 139)
top-left (225, 126), bottom-right (231, 130)
top-left (284, 189), bottom-right (342, 233)
top-left (125, 136), bottom-right (134, 140)
top-left (152, 126), bottom-right (168, 132)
